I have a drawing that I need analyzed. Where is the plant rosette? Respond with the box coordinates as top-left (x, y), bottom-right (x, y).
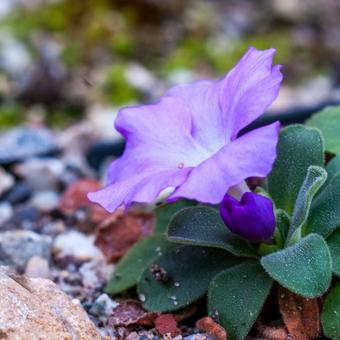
top-left (89, 48), bottom-right (340, 340)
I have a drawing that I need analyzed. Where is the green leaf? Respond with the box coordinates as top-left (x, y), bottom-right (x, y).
top-left (287, 165), bottom-right (327, 244)
top-left (208, 261), bottom-right (272, 340)
top-left (306, 172), bottom-right (340, 238)
top-left (267, 125), bottom-right (324, 215)
top-left (274, 209), bottom-right (290, 247)
top-left (138, 246), bottom-right (240, 312)
top-left (167, 206), bottom-right (257, 258)
top-left (155, 200), bottom-right (195, 233)
top-left (261, 234), bottom-right (332, 298)
top-left (326, 228), bottom-right (340, 276)
top-left (321, 283), bottom-right (340, 339)
top-left (324, 155), bottom-right (340, 188)
top-left (307, 106), bottom-right (340, 154)
top-left (104, 234), bottom-right (177, 294)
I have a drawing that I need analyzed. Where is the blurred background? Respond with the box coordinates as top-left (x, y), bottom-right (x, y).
top-left (1, 0), bottom-right (340, 132)
top-left (1, 2), bottom-right (340, 337)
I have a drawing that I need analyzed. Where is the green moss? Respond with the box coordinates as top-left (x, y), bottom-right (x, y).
top-left (101, 64), bottom-right (139, 105)
top-left (164, 32), bottom-right (293, 75)
top-left (0, 103), bottom-right (24, 130)
top-left (47, 106), bottom-right (84, 128)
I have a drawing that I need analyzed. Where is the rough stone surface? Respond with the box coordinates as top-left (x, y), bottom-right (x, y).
top-left (0, 267), bottom-right (100, 339)
top-left (0, 230), bottom-right (52, 268)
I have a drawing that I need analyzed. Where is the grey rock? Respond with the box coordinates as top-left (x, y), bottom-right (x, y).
top-left (89, 293), bottom-right (119, 317)
top-left (30, 190), bottom-right (59, 212)
top-left (13, 158), bottom-right (64, 191)
top-left (184, 334), bottom-right (214, 340)
top-left (0, 202), bottom-right (13, 226)
top-left (3, 182), bottom-right (32, 204)
top-left (0, 230), bottom-right (52, 268)
top-left (0, 127), bottom-right (58, 165)
top-left (0, 166), bottom-right (14, 196)
top-left (53, 230), bottom-right (103, 261)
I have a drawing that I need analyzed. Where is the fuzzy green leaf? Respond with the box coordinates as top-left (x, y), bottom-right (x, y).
top-left (104, 234), bottom-right (177, 294)
top-left (321, 283), bottom-right (340, 339)
top-left (267, 125), bottom-right (324, 215)
top-left (306, 172), bottom-right (340, 238)
top-left (326, 228), bottom-right (340, 276)
top-left (155, 200), bottom-right (195, 233)
top-left (307, 106), bottom-right (340, 155)
top-left (208, 261), bottom-right (272, 340)
top-left (167, 206), bottom-right (257, 258)
top-left (138, 246), bottom-right (240, 312)
top-left (287, 165), bottom-right (327, 244)
top-left (325, 155), bottom-right (340, 187)
top-left (275, 209), bottom-right (290, 246)
top-left (261, 234), bottom-right (332, 298)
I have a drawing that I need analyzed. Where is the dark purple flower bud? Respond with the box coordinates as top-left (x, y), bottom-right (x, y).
top-left (220, 192), bottom-right (275, 242)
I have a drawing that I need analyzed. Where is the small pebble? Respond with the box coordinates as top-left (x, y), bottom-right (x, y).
top-left (4, 182), bottom-right (32, 204)
top-left (0, 230), bottom-right (52, 268)
top-left (13, 158), bottom-right (64, 191)
top-left (0, 166), bottom-right (14, 196)
top-left (0, 202), bottom-right (13, 226)
top-left (89, 293), bottom-right (119, 316)
top-left (25, 255), bottom-right (50, 279)
top-left (0, 127), bottom-right (58, 165)
top-left (30, 191), bottom-right (59, 212)
top-left (53, 230), bottom-right (103, 261)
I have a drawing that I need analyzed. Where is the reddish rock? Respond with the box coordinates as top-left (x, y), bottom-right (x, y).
top-left (260, 325), bottom-right (290, 340)
top-left (154, 314), bottom-right (181, 337)
top-left (95, 210), bottom-right (154, 262)
top-left (109, 300), bottom-right (158, 327)
top-left (196, 316), bottom-right (227, 340)
top-left (278, 286), bottom-right (320, 340)
top-left (59, 179), bottom-right (110, 230)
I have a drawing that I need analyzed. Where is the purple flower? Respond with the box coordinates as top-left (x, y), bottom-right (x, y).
top-left (220, 192), bottom-right (275, 242)
top-left (88, 47), bottom-right (283, 212)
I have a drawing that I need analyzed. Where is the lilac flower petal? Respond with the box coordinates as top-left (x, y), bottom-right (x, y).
top-left (88, 167), bottom-right (192, 213)
top-left (167, 47), bottom-right (283, 143)
top-left (169, 122), bottom-right (280, 204)
top-left (89, 48), bottom-right (283, 212)
top-left (219, 47), bottom-right (283, 139)
top-left (166, 80), bottom-right (225, 152)
top-left (111, 96), bottom-right (212, 181)
top-left (220, 192), bottom-right (275, 242)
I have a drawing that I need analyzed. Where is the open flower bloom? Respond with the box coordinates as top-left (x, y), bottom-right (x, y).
top-left (220, 192), bottom-right (275, 242)
top-left (88, 47), bottom-right (283, 213)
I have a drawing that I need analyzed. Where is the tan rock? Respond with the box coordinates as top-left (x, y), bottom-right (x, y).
top-left (25, 256), bottom-right (50, 279)
top-left (0, 267), bottom-right (100, 340)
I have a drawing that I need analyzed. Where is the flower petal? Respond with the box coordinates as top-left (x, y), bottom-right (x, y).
top-left (88, 167), bottom-right (192, 213)
top-left (219, 47), bottom-right (283, 139)
top-left (220, 192), bottom-right (275, 242)
top-left (169, 122), bottom-right (280, 204)
top-left (166, 80), bottom-right (226, 152)
top-left (166, 47), bottom-right (282, 145)
top-left (112, 96), bottom-right (211, 179)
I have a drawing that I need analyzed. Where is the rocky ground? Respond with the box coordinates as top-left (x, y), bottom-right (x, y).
top-left (0, 123), bottom-right (220, 339)
top-left (2, 1), bottom-right (340, 338)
